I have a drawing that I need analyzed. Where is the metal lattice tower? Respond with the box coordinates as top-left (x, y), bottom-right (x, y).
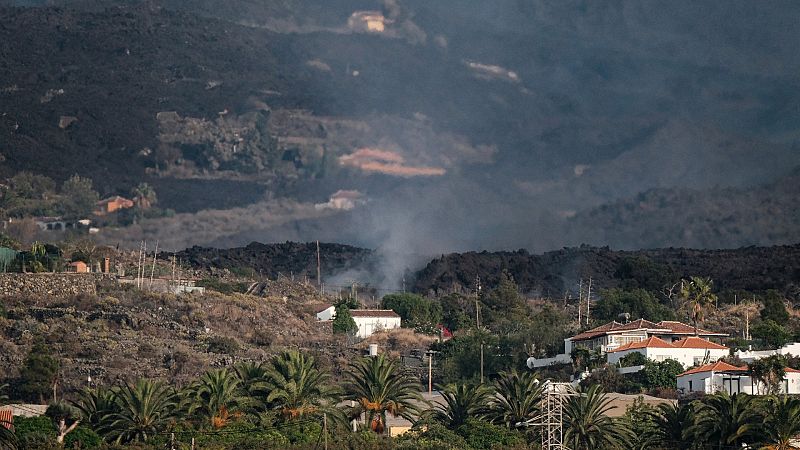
top-left (540, 382), bottom-right (572, 450)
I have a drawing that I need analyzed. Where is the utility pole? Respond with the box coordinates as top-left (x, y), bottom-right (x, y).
top-left (148, 240), bottom-right (158, 290)
top-left (316, 240), bottom-right (322, 291)
top-left (586, 277), bottom-right (592, 326)
top-left (745, 310), bottom-right (750, 340)
top-left (475, 275), bottom-right (484, 384)
top-left (323, 413), bottom-right (328, 450)
top-left (577, 279), bottom-right (582, 326)
top-left (425, 350), bottom-right (437, 393)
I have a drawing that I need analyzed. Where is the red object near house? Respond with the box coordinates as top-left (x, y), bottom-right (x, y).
top-left (0, 408), bottom-right (13, 431)
top-left (95, 196), bottom-right (134, 215)
top-left (68, 261), bottom-right (89, 273)
top-left (437, 324), bottom-right (453, 339)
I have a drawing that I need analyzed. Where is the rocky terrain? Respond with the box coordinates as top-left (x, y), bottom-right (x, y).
top-left (412, 243), bottom-right (800, 300)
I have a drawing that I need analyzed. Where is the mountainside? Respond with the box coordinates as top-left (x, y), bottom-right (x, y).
top-left (1, 1), bottom-right (799, 256)
top-left (412, 244), bottom-right (800, 300)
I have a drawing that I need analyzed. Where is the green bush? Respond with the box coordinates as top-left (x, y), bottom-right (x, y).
top-left (64, 426), bottom-right (102, 449)
top-left (455, 418), bottom-right (524, 450)
top-left (13, 416), bottom-right (55, 450)
top-left (396, 422), bottom-right (468, 450)
top-left (618, 352), bottom-right (647, 368)
top-left (206, 336), bottom-right (240, 355)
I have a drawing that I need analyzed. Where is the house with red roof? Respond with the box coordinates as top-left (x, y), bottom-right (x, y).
top-left (607, 336), bottom-right (730, 368)
top-left (565, 319), bottom-right (727, 355)
top-left (677, 362), bottom-right (800, 395)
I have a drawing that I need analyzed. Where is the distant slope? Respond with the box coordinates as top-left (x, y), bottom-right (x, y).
top-left (412, 244), bottom-right (800, 300)
top-left (566, 166), bottom-right (800, 249)
top-left (172, 241), bottom-right (375, 280)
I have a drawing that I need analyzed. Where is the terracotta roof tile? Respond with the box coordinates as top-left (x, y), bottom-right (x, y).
top-left (672, 336), bottom-right (728, 350)
top-left (678, 361), bottom-right (747, 376)
top-left (608, 336), bottom-right (675, 353)
top-left (656, 321), bottom-right (727, 336)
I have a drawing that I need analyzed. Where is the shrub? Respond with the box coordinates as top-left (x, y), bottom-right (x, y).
top-left (206, 336), bottom-right (240, 355)
top-left (618, 352), bottom-right (647, 368)
top-left (64, 426), bottom-right (102, 449)
top-left (13, 416), bottom-right (56, 449)
top-left (455, 418), bottom-right (524, 450)
top-left (396, 421), bottom-right (468, 450)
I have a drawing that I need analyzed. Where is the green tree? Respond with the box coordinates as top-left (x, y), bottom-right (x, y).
top-left (752, 320), bottom-right (792, 349)
top-left (261, 350), bottom-right (338, 420)
top-left (381, 293), bottom-right (442, 330)
top-left (563, 385), bottom-right (630, 449)
top-left (622, 396), bottom-right (658, 450)
top-left (71, 387), bottom-right (117, 430)
top-left (618, 352), bottom-right (647, 368)
top-left (761, 395), bottom-right (800, 450)
top-left (489, 369), bottom-right (542, 429)
top-left (344, 354), bottom-right (423, 434)
top-left (430, 383), bottom-right (492, 429)
top-left (482, 271), bottom-right (527, 326)
top-left (593, 288), bottom-right (675, 323)
top-left (131, 183), bottom-right (157, 210)
top-left (680, 277), bottom-right (718, 334)
top-left (761, 290), bottom-right (790, 323)
top-left (641, 359), bottom-right (683, 390)
top-left (439, 293), bottom-right (473, 332)
top-left (61, 175), bottom-right (99, 219)
top-left (332, 304), bottom-right (357, 335)
top-left (186, 368), bottom-right (246, 429)
top-left (688, 392), bottom-right (762, 448)
top-left (45, 401), bottom-right (80, 444)
top-left (18, 342), bottom-right (60, 403)
top-left (454, 418), bottom-right (525, 450)
top-left (97, 379), bottom-right (176, 444)
top-left (748, 355), bottom-right (787, 395)
top-left (233, 361), bottom-right (268, 394)
top-left (646, 402), bottom-right (694, 450)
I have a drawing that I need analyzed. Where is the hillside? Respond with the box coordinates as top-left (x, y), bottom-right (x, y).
top-left (1, 2), bottom-right (799, 255)
top-left (412, 243), bottom-right (800, 300)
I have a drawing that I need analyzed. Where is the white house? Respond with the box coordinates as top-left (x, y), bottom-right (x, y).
top-left (565, 319), bottom-right (727, 355)
top-left (677, 361), bottom-right (800, 395)
top-left (607, 336), bottom-right (729, 368)
top-left (350, 310), bottom-right (401, 339)
top-left (735, 342), bottom-right (800, 363)
top-left (315, 304), bottom-right (336, 321)
top-left (529, 319), bottom-right (727, 369)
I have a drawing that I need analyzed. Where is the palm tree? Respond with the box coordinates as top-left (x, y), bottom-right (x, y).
top-left (489, 369), bottom-right (543, 429)
top-left (260, 351), bottom-right (338, 420)
top-left (563, 385), bottom-right (630, 449)
top-left (680, 277), bottom-right (717, 334)
top-left (97, 379), bottom-right (177, 444)
top-left (646, 402), bottom-right (694, 450)
top-left (431, 383), bottom-right (492, 429)
top-left (72, 386), bottom-right (118, 429)
top-left (760, 395), bottom-right (800, 450)
top-left (234, 361), bottom-right (268, 393)
top-left (344, 354), bottom-right (424, 434)
top-left (186, 368), bottom-right (246, 429)
top-left (131, 183), bottom-right (157, 210)
top-left (689, 392), bottom-right (762, 448)
top-left (45, 401), bottom-right (81, 444)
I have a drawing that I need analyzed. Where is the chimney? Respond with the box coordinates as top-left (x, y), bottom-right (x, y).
top-left (103, 257), bottom-right (111, 273)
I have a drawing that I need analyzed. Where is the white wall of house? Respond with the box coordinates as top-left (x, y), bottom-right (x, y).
top-left (678, 372), bottom-right (800, 395)
top-left (316, 305), bottom-right (336, 321)
top-left (608, 347), bottom-right (728, 368)
top-left (353, 316), bottom-right (401, 338)
top-left (736, 343), bottom-right (800, 362)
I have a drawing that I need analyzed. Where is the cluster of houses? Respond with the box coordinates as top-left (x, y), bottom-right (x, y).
top-left (31, 195), bottom-right (135, 235)
top-left (530, 318), bottom-right (800, 396)
top-left (315, 304), bottom-right (401, 339)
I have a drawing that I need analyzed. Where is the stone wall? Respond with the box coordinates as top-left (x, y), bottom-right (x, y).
top-left (0, 273), bottom-right (115, 297)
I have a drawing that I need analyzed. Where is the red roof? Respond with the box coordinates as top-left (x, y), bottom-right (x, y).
top-left (571, 319), bottom-right (726, 342)
top-left (672, 336), bottom-right (728, 350)
top-left (656, 321), bottom-right (727, 336)
top-left (679, 361), bottom-right (747, 376)
top-left (350, 309), bottom-right (401, 318)
top-left (608, 336), bottom-right (675, 353)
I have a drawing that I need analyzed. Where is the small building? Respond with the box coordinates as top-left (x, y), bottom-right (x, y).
top-left (677, 362), bottom-right (800, 395)
top-left (67, 261), bottom-right (89, 273)
top-left (95, 196), bottom-right (134, 215)
top-left (347, 11), bottom-right (389, 33)
top-left (607, 336), bottom-right (729, 368)
top-left (350, 310), bottom-right (401, 339)
top-left (316, 304), bottom-right (336, 321)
